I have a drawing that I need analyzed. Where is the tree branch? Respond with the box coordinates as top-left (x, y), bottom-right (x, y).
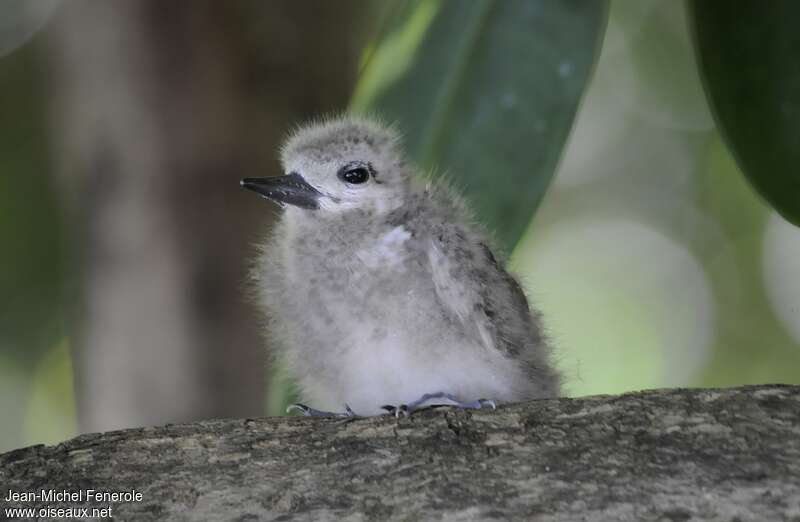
top-left (1, 385), bottom-right (798, 521)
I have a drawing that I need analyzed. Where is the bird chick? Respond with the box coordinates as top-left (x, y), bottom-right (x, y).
top-left (243, 116), bottom-right (560, 416)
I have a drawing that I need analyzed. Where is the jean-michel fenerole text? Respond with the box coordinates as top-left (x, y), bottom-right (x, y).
top-left (4, 489), bottom-right (143, 503)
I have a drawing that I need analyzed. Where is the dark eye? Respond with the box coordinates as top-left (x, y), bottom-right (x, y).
top-left (337, 162), bottom-right (372, 185)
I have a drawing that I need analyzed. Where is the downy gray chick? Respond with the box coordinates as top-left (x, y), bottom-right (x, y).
top-left (243, 116), bottom-right (560, 416)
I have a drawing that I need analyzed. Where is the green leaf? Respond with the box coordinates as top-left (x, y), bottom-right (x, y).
top-left (688, 0), bottom-right (800, 227)
top-left (352, 0), bottom-right (608, 251)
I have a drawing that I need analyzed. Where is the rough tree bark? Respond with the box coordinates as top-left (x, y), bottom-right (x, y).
top-left (1, 385), bottom-right (798, 521)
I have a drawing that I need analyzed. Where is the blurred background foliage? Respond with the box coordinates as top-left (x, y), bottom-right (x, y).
top-left (0, 0), bottom-right (798, 453)
top-left (352, 0), bottom-right (607, 249)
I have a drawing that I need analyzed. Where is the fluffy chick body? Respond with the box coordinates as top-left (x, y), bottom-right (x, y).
top-left (254, 116), bottom-right (560, 415)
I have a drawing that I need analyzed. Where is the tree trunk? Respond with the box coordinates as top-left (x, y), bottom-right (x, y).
top-left (46, 0), bottom-right (367, 433)
top-left (2, 385), bottom-right (798, 521)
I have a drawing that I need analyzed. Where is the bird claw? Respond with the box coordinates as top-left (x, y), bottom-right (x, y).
top-left (286, 403), bottom-right (356, 418)
top-left (381, 394), bottom-right (497, 417)
top-left (473, 398), bottom-right (498, 410)
top-left (380, 404), bottom-right (410, 418)
top-left (288, 395), bottom-right (496, 418)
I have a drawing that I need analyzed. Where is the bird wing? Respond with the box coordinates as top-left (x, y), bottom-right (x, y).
top-left (427, 231), bottom-right (533, 355)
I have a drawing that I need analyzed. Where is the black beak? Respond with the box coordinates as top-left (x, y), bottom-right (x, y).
top-left (241, 172), bottom-right (321, 210)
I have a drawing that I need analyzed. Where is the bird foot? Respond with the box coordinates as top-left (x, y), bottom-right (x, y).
top-left (286, 403), bottom-right (356, 418)
top-left (381, 392), bottom-right (496, 418)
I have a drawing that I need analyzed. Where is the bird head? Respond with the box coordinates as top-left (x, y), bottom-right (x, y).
top-left (242, 116), bottom-right (411, 217)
